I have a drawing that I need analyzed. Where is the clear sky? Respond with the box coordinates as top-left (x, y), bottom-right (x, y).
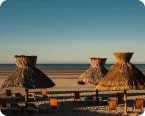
top-left (0, 0), bottom-right (145, 64)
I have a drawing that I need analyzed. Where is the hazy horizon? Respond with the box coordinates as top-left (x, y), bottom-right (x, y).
top-left (0, 0), bottom-right (145, 64)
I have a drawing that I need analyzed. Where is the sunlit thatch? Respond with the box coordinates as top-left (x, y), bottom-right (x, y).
top-left (96, 52), bottom-right (145, 90)
top-left (1, 55), bottom-right (55, 89)
top-left (78, 58), bottom-right (108, 85)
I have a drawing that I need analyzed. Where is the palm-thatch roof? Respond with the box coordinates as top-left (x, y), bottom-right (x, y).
top-left (96, 52), bottom-right (145, 90)
top-left (78, 58), bottom-right (108, 85)
top-left (1, 55), bottom-right (55, 89)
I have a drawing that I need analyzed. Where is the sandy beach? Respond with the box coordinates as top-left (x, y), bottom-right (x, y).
top-left (0, 67), bottom-right (145, 116)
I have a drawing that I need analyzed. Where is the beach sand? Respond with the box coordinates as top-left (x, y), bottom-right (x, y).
top-left (0, 67), bottom-right (145, 116)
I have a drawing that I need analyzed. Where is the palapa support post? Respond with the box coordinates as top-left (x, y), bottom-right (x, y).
top-left (78, 58), bottom-right (108, 105)
top-left (124, 90), bottom-right (127, 115)
top-left (25, 88), bottom-right (28, 107)
top-left (96, 89), bottom-right (99, 104)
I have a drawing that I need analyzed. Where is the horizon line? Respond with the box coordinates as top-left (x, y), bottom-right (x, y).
top-left (0, 63), bottom-right (145, 64)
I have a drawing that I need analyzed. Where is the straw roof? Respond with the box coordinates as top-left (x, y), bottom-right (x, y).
top-left (96, 52), bottom-right (145, 90)
top-left (78, 58), bottom-right (108, 85)
top-left (1, 55), bottom-right (55, 89)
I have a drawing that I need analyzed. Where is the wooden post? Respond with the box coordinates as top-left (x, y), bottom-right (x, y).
top-left (25, 88), bottom-right (28, 107)
top-left (96, 89), bottom-right (99, 104)
top-left (124, 90), bottom-right (127, 115)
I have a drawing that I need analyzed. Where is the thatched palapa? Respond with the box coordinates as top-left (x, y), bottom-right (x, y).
top-left (96, 52), bottom-right (145, 115)
top-left (96, 52), bottom-right (145, 90)
top-left (1, 55), bottom-right (55, 88)
top-left (78, 58), bottom-right (108, 85)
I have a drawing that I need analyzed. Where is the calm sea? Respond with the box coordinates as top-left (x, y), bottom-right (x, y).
top-left (0, 64), bottom-right (145, 69)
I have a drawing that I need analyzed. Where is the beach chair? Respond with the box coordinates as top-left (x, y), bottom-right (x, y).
top-left (108, 99), bottom-right (117, 115)
top-left (133, 98), bottom-right (144, 113)
top-left (5, 90), bottom-right (12, 97)
top-left (100, 96), bottom-right (108, 105)
top-left (28, 93), bottom-right (36, 101)
top-left (0, 98), bottom-right (8, 109)
top-left (25, 103), bottom-right (38, 114)
top-left (49, 98), bottom-right (59, 112)
top-left (85, 96), bottom-right (95, 105)
top-left (9, 102), bottom-right (20, 114)
top-left (41, 89), bottom-right (49, 100)
top-left (37, 103), bottom-right (48, 113)
top-left (0, 98), bottom-right (9, 114)
top-left (74, 91), bottom-right (81, 102)
top-left (14, 93), bottom-right (23, 102)
top-left (116, 93), bottom-right (123, 102)
top-left (5, 89), bottom-right (14, 102)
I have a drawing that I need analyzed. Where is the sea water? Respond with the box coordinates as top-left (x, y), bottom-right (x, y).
top-left (0, 64), bottom-right (145, 69)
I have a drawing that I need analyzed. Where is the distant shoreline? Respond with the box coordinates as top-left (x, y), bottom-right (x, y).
top-left (0, 67), bottom-right (145, 80)
top-left (0, 63), bottom-right (145, 69)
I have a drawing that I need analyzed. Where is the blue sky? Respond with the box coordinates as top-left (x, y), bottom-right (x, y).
top-left (0, 0), bottom-right (145, 63)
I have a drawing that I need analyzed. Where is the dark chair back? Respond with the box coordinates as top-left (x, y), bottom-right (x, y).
top-left (5, 89), bottom-right (12, 96)
top-left (0, 98), bottom-right (7, 107)
top-left (116, 93), bottom-right (123, 101)
top-left (74, 91), bottom-right (80, 99)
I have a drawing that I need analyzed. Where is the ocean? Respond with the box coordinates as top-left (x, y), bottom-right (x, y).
top-left (0, 64), bottom-right (145, 69)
